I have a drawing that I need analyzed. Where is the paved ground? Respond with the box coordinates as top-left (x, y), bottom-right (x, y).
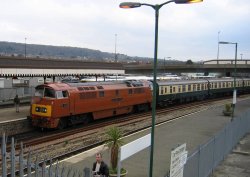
top-left (59, 98), bottom-right (250, 177)
top-left (0, 105), bottom-right (29, 122)
top-left (210, 133), bottom-right (250, 177)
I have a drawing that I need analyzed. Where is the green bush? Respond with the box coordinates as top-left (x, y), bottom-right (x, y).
top-left (225, 103), bottom-right (232, 112)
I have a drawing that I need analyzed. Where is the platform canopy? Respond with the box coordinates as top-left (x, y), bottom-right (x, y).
top-left (0, 56), bottom-right (124, 77)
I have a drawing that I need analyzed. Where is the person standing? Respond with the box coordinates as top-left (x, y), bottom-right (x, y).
top-left (14, 95), bottom-right (20, 113)
top-left (92, 152), bottom-right (109, 177)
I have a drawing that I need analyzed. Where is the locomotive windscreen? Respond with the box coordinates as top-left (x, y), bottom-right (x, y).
top-left (35, 86), bottom-right (55, 98)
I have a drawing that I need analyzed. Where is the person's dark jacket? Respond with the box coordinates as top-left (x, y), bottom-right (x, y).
top-left (92, 161), bottom-right (109, 177)
top-left (14, 96), bottom-right (20, 104)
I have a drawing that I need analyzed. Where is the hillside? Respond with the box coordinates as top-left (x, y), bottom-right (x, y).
top-left (0, 41), bottom-right (130, 62)
top-left (0, 41), bottom-right (185, 64)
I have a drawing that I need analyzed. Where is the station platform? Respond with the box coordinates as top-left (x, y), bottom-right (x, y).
top-left (0, 105), bottom-right (29, 123)
top-left (60, 98), bottom-right (250, 177)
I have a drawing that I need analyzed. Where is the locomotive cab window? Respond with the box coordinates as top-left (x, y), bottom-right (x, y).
top-left (34, 87), bottom-right (44, 97)
top-left (56, 91), bottom-right (68, 99)
top-left (44, 88), bottom-right (55, 98)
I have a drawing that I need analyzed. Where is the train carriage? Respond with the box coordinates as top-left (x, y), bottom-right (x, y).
top-left (242, 78), bottom-right (250, 94)
top-left (156, 79), bottom-right (209, 106)
top-left (207, 78), bottom-right (244, 97)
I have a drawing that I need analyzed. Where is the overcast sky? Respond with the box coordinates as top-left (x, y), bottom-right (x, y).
top-left (0, 0), bottom-right (249, 61)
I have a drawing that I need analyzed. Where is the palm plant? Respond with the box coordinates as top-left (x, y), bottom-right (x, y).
top-left (105, 126), bottom-right (124, 172)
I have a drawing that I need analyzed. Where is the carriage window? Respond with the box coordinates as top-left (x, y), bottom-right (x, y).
top-left (188, 85), bottom-right (191, 91)
top-left (201, 84), bottom-right (204, 90)
top-left (193, 84), bottom-right (196, 91)
top-left (160, 87), bottom-right (164, 95)
top-left (178, 86), bottom-right (181, 93)
top-left (165, 87), bottom-right (167, 93)
top-left (182, 85), bottom-right (186, 92)
top-left (128, 89), bottom-right (132, 94)
top-left (116, 90), bottom-right (119, 96)
top-left (170, 86), bottom-right (172, 94)
top-left (197, 84), bottom-right (200, 91)
top-left (173, 87), bottom-right (176, 93)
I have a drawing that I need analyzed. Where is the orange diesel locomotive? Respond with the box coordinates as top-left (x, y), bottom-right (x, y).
top-left (30, 81), bottom-right (152, 129)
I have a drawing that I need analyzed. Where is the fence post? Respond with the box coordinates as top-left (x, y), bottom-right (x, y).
top-left (49, 159), bottom-right (53, 177)
top-left (212, 136), bottom-right (215, 173)
top-left (35, 155), bottom-right (39, 177)
top-left (55, 160), bottom-right (59, 177)
top-left (83, 167), bottom-right (90, 177)
top-left (11, 137), bottom-right (16, 177)
top-left (198, 145), bottom-right (201, 177)
top-left (42, 160), bottom-right (46, 177)
top-left (61, 166), bottom-right (66, 177)
top-left (1, 133), bottom-right (7, 177)
top-left (27, 151), bottom-right (32, 177)
top-left (19, 142), bottom-right (24, 177)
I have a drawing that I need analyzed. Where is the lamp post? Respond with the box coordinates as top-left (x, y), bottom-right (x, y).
top-left (219, 41), bottom-right (238, 120)
top-left (120, 1), bottom-right (202, 176)
top-left (217, 31), bottom-right (220, 64)
top-left (115, 34), bottom-right (118, 62)
top-left (25, 37), bottom-right (27, 59)
top-left (164, 57), bottom-right (171, 74)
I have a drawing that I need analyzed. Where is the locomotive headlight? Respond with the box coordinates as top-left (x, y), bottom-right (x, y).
top-left (35, 107), bottom-right (40, 112)
top-left (41, 107), bottom-right (47, 113)
top-left (32, 104), bottom-right (51, 117)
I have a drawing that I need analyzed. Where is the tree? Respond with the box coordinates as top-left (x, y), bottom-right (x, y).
top-left (105, 126), bottom-right (125, 173)
top-left (186, 59), bottom-right (193, 65)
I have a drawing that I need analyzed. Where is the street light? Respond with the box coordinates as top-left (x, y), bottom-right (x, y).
top-left (115, 34), bottom-right (118, 62)
top-left (120, 1), bottom-right (202, 176)
top-left (164, 57), bottom-right (171, 74)
top-left (217, 31), bottom-right (220, 64)
top-left (25, 37), bottom-right (27, 59)
top-left (219, 41), bottom-right (238, 120)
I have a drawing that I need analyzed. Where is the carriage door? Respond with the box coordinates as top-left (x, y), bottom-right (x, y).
top-left (56, 90), bottom-right (70, 117)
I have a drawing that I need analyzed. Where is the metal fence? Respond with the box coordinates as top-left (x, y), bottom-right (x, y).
top-left (0, 133), bottom-right (92, 177)
top-left (183, 110), bottom-right (250, 177)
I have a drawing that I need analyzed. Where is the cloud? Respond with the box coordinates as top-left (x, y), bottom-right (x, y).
top-left (0, 0), bottom-right (249, 61)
